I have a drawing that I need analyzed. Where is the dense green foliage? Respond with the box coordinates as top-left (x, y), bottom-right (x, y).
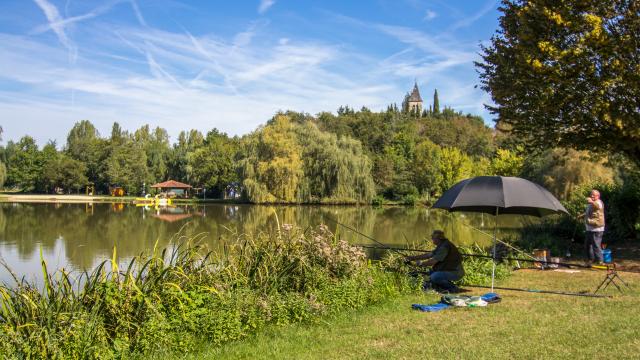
top-left (515, 173), bottom-right (640, 254)
top-left (40, 144), bottom-right (88, 194)
top-left (0, 127), bottom-right (6, 188)
top-left (188, 130), bottom-right (238, 197)
top-left (3, 101), bottom-right (514, 203)
top-left (239, 116), bottom-right (376, 203)
top-left (0, 226), bottom-right (416, 358)
top-left (0, 86), bottom-right (632, 206)
top-left (311, 106), bottom-right (514, 200)
top-left (0, 161), bottom-right (6, 189)
top-left (520, 148), bottom-right (615, 199)
top-left (477, 0), bottom-right (640, 167)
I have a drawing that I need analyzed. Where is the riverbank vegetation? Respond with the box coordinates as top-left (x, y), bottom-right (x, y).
top-left (0, 226), bottom-right (411, 358)
top-left (1, 104), bottom-right (633, 206)
top-left (0, 224), bottom-right (512, 358)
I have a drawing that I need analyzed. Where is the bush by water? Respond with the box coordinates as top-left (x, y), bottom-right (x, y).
top-left (0, 226), bottom-right (416, 358)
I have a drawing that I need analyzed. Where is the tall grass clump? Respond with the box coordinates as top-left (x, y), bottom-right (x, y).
top-left (457, 244), bottom-right (513, 285)
top-left (0, 225), bottom-right (415, 359)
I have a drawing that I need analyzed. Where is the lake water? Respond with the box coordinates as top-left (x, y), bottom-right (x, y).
top-left (0, 202), bottom-right (532, 284)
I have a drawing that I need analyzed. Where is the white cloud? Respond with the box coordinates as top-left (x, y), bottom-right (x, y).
top-left (378, 25), bottom-right (473, 60)
top-left (424, 10), bottom-right (437, 21)
top-left (33, 0), bottom-right (78, 62)
top-left (450, 0), bottom-right (497, 30)
top-left (0, 29), bottom-right (395, 145)
top-left (129, 0), bottom-right (147, 26)
top-left (0, 7), bottom-right (494, 146)
top-left (32, 0), bottom-right (125, 34)
top-left (258, 0), bottom-right (275, 14)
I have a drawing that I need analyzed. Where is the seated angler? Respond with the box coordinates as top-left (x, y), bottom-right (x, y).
top-left (405, 230), bottom-right (465, 293)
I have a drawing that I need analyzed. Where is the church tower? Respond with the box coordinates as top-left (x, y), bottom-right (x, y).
top-left (403, 81), bottom-right (423, 115)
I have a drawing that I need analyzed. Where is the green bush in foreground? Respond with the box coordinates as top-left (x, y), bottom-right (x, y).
top-left (0, 226), bottom-right (416, 359)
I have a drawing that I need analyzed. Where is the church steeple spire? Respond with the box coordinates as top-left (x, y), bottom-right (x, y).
top-left (403, 80), bottom-right (423, 116)
top-left (409, 81), bottom-right (422, 102)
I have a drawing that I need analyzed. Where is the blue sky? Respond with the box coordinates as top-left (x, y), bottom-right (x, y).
top-left (0, 0), bottom-right (501, 146)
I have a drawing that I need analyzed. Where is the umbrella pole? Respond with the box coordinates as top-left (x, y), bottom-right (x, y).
top-left (491, 208), bottom-right (499, 291)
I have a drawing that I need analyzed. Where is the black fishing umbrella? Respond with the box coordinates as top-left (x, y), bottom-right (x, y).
top-left (432, 176), bottom-right (568, 290)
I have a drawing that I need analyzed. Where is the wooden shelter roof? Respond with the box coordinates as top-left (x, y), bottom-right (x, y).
top-left (150, 180), bottom-right (192, 189)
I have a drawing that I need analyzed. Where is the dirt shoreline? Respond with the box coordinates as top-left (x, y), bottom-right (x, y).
top-left (0, 194), bottom-right (135, 203)
top-left (0, 194), bottom-right (244, 204)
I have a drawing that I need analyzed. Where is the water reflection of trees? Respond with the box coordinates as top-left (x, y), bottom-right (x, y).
top-left (0, 204), bottom-right (528, 273)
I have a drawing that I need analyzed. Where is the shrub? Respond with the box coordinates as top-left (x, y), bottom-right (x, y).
top-left (401, 194), bottom-right (418, 206)
top-left (457, 245), bottom-right (513, 286)
top-left (0, 226), bottom-right (415, 358)
top-left (371, 195), bottom-right (385, 206)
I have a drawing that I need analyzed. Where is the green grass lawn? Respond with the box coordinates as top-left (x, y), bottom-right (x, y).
top-left (168, 268), bottom-right (639, 360)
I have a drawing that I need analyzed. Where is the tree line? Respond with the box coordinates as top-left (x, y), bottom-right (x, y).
top-left (0, 101), bottom-right (621, 204)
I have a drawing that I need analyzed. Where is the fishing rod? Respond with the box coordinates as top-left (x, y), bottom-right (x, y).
top-left (322, 215), bottom-right (409, 257)
top-left (331, 222), bottom-right (626, 297)
top-left (465, 284), bottom-right (611, 298)
top-left (357, 244), bottom-right (640, 274)
top-left (357, 244), bottom-right (431, 253)
top-left (405, 269), bottom-right (612, 298)
top-left (442, 211), bottom-right (536, 260)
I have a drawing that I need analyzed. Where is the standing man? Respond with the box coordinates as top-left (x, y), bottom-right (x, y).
top-left (405, 230), bottom-right (465, 293)
top-left (584, 189), bottom-right (605, 264)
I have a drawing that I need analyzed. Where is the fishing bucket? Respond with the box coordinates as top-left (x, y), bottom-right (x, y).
top-left (602, 249), bottom-right (612, 264)
top-left (533, 249), bottom-right (549, 269)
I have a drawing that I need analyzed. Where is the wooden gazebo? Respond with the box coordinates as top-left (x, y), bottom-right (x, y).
top-left (150, 180), bottom-right (192, 198)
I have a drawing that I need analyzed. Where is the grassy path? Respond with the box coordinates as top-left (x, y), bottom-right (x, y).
top-left (175, 268), bottom-right (639, 359)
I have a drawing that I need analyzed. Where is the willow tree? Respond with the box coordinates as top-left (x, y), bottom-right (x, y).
top-left (477, 0), bottom-right (640, 167)
top-left (239, 115), bottom-right (303, 203)
top-left (295, 122), bottom-right (375, 203)
top-left (239, 116), bottom-right (375, 204)
top-left (521, 148), bottom-right (615, 199)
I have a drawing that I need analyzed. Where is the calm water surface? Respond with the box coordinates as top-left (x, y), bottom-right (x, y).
top-left (0, 202), bottom-right (533, 284)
